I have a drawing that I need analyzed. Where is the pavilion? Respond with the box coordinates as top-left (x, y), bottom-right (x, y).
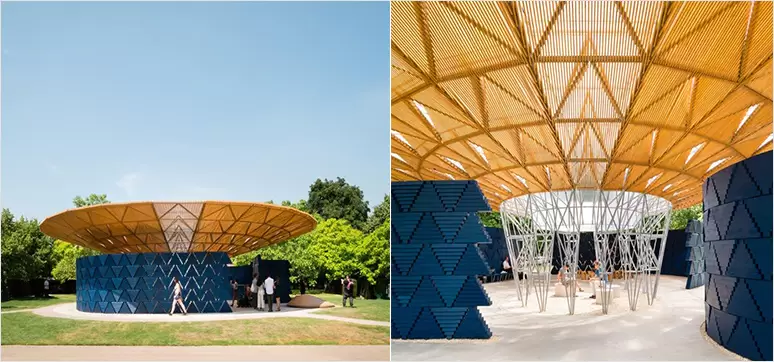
top-left (41, 201), bottom-right (316, 314)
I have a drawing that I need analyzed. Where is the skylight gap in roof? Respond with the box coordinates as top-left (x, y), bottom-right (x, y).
top-left (737, 103), bottom-right (760, 133)
top-left (391, 130), bottom-right (412, 148)
top-left (469, 142), bottom-right (488, 164)
top-left (412, 101), bottom-right (436, 128)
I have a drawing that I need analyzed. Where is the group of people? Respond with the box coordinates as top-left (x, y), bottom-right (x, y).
top-left (166, 273), bottom-right (282, 316)
top-left (557, 260), bottom-right (608, 299)
top-left (230, 274), bottom-right (281, 312)
top-left (501, 256), bottom-right (611, 300)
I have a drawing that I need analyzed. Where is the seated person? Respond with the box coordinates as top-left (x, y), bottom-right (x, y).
top-left (589, 259), bottom-right (608, 299)
top-left (557, 264), bottom-right (583, 292)
top-left (502, 256), bottom-right (513, 276)
top-left (237, 286), bottom-right (251, 308)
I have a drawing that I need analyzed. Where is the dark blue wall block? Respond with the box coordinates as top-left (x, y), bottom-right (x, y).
top-left (704, 151), bottom-right (772, 361)
top-left (480, 227), bottom-right (509, 274)
top-left (685, 220), bottom-right (706, 289)
top-left (392, 180), bottom-right (492, 339)
top-left (76, 252), bottom-right (233, 314)
top-left (229, 265), bottom-right (253, 285)
top-left (392, 306), bottom-right (492, 340)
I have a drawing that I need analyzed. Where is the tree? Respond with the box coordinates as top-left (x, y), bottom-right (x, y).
top-left (308, 218), bottom-right (365, 281)
top-left (281, 199), bottom-right (309, 213)
top-left (73, 194), bottom-right (110, 208)
top-left (357, 218), bottom-right (390, 285)
top-left (479, 211), bottom-right (502, 228)
top-left (1, 209), bottom-right (55, 282)
top-left (364, 194), bottom-right (389, 234)
top-left (51, 241), bottom-right (100, 282)
top-left (49, 195), bottom-right (109, 281)
top-left (233, 233), bottom-right (321, 287)
top-left (307, 178), bottom-right (370, 231)
top-left (670, 204), bottom-right (703, 230)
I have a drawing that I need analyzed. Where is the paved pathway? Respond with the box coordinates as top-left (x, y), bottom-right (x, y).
top-left (1, 309), bottom-right (33, 314)
top-left (1, 345), bottom-right (390, 361)
top-left (33, 303), bottom-right (389, 327)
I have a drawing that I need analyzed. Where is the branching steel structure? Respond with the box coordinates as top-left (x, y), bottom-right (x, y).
top-left (501, 187), bottom-right (671, 315)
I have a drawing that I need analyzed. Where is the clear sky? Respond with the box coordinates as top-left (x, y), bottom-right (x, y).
top-left (1, 2), bottom-right (389, 220)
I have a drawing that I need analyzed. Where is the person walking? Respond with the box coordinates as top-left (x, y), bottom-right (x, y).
top-left (342, 276), bottom-right (355, 307)
top-left (230, 279), bottom-right (239, 307)
top-left (264, 274), bottom-right (275, 312)
top-left (169, 277), bottom-right (188, 315)
top-left (250, 274), bottom-right (259, 310)
top-left (43, 278), bottom-right (50, 298)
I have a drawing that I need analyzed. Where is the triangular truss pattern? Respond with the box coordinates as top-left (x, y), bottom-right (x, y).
top-left (40, 201), bottom-right (317, 257)
top-left (391, 1), bottom-right (773, 210)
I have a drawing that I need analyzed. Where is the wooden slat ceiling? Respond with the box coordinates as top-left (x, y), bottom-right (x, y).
top-left (391, 1), bottom-right (773, 210)
top-left (40, 201), bottom-right (317, 256)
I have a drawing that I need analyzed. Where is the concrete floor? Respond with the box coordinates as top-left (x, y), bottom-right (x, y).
top-left (392, 275), bottom-right (737, 361)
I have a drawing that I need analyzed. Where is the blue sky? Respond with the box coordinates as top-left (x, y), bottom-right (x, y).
top-left (1, 2), bottom-right (389, 220)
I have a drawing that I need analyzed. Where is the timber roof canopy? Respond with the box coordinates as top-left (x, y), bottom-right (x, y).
top-left (391, 1), bottom-right (773, 210)
top-left (40, 201), bottom-right (317, 256)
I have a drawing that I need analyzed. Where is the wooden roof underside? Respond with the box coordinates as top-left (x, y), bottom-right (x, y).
top-left (391, 1), bottom-right (773, 210)
top-left (40, 201), bottom-right (317, 256)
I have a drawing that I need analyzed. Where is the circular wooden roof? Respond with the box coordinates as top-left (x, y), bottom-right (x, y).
top-left (391, 2), bottom-right (773, 210)
top-left (40, 201), bottom-right (317, 256)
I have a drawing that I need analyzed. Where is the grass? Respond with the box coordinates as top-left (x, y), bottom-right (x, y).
top-left (1, 312), bottom-right (389, 346)
top-left (1, 294), bottom-right (77, 310)
top-left (307, 293), bottom-right (390, 322)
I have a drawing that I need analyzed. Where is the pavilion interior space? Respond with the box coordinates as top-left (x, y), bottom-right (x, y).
top-left (390, 1), bottom-right (772, 360)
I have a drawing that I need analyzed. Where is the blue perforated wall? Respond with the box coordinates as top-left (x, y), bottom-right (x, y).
top-left (703, 151), bottom-right (772, 361)
top-left (391, 180), bottom-right (493, 339)
top-left (685, 220), bottom-right (706, 289)
top-left (75, 252), bottom-right (232, 314)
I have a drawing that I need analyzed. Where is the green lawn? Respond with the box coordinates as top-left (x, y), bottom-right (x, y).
top-left (307, 293), bottom-right (389, 322)
top-left (1, 294), bottom-right (77, 310)
top-left (1, 312), bottom-right (389, 346)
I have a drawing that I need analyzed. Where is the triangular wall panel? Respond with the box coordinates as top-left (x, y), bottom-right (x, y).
top-left (702, 151), bottom-right (772, 361)
top-left (75, 252), bottom-right (234, 314)
top-left (392, 180), bottom-right (492, 340)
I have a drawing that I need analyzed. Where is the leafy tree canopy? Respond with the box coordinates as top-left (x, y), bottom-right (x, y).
top-left (1, 209), bottom-right (55, 281)
top-left (73, 194), bottom-right (110, 208)
top-left (49, 195), bottom-right (109, 281)
top-left (670, 204), bottom-right (703, 230)
top-left (356, 218), bottom-right (390, 284)
top-left (51, 241), bottom-right (100, 282)
top-left (232, 217), bottom-right (390, 289)
top-left (307, 178), bottom-right (369, 231)
top-left (479, 211), bottom-right (502, 228)
top-left (364, 194), bottom-right (389, 234)
top-left (281, 199), bottom-right (309, 213)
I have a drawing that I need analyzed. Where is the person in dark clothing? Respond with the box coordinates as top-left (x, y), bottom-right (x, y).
top-left (342, 276), bottom-right (355, 307)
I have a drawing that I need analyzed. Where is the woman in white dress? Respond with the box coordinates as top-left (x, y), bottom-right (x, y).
top-left (257, 278), bottom-right (266, 311)
top-left (169, 277), bottom-right (188, 315)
